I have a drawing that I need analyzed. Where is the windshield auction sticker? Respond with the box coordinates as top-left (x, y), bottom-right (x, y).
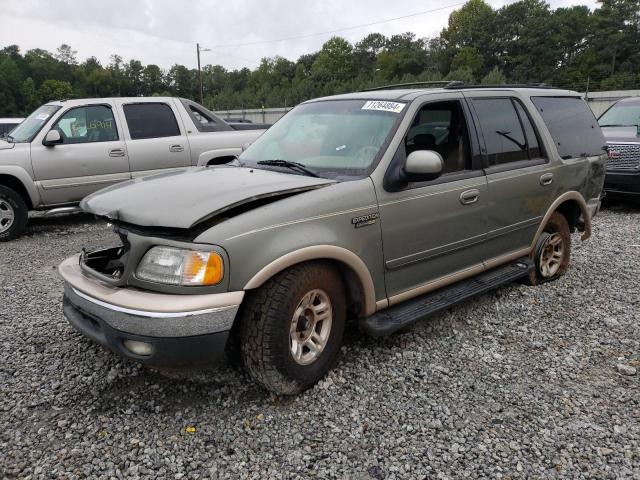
top-left (362, 101), bottom-right (406, 113)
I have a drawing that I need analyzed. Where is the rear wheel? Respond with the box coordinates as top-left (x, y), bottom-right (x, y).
top-left (240, 262), bottom-right (346, 395)
top-left (0, 186), bottom-right (28, 242)
top-left (527, 212), bottom-right (571, 285)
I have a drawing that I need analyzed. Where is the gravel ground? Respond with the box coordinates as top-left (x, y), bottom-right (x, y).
top-left (1, 204), bottom-right (639, 479)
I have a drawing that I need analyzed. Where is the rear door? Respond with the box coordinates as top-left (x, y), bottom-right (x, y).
top-left (117, 100), bottom-right (190, 178)
top-left (30, 103), bottom-right (130, 205)
top-left (465, 94), bottom-right (554, 261)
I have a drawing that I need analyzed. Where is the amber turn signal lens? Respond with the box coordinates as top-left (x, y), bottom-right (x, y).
top-left (182, 251), bottom-right (223, 286)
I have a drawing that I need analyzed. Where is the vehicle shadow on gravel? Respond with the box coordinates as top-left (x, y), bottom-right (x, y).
top-left (24, 212), bottom-right (101, 235)
top-left (74, 291), bottom-right (484, 413)
top-left (601, 197), bottom-right (640, 212)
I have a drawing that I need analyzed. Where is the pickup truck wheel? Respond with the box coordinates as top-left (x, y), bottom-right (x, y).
top-left (526, 212), bottom-right (571, 285)
top-left (240, 262), bottom-right (346, 395)
top-left (0, 186), bottom-right (28, 242)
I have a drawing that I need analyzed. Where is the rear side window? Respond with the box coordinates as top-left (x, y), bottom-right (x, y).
top-left (123, 103), bottom-right (180, 140)
top-left (471, 98), bottom-right (529, 165)
top-left (531, 96), bottom-right (604, 158)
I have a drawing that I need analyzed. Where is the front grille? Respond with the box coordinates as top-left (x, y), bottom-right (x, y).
top-left (606, 143), bottom-right (640, 171)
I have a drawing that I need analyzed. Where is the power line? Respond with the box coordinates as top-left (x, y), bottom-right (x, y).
top-left (208, 2), bottom-right (466, 49)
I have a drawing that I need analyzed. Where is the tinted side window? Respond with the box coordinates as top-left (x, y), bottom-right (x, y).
top-left (123, 103), bottom-right (180, 140)
top-left (471, 98), bottom-right (528, 165)
top-left (53, 105), bottom-right (119, 144)
top-left (513, 100), bottom-right (542, 158)
top-left (531, 96), bottom-right (604, 158)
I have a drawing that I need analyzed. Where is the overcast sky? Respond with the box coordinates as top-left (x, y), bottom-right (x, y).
top-left (1, 0), bottom-right (599, 71)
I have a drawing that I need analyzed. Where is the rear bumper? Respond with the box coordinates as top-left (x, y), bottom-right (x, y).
top-left (59, 255), bottom-right (243, 367)
top-left (604, 170), bottom-right (640, 197)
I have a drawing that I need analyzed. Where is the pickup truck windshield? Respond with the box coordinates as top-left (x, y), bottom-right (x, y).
top-left (599, 102), bottom-right (640, 127)
top-left (8, 105), bottom-right (61, 143)
top-left (239, 100), bottom-right (404, 179)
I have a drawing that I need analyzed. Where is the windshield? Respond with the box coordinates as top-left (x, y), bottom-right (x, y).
top-left (239, 99), bottom-right (405, 179)
top-left (599, 102), bottom-right (640, 127)
top-left (8, 105), bottom-right (61, 143)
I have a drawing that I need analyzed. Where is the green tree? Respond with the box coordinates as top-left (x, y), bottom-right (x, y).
top-left (311, 37), bottom-right (356, 83)
top-left (451, 46), bottom-right (484, 74)
top-left (39, 79), bottom-right (73, 102)
top-left (20, 77), bottom-right (40, 112)
top-left (55, 44), bottom-right (77, 65)
top-left (441, 0), bottom-right (496, 74)
top-left (141, 64), bottom-right (165, 95)
top-left (445, 66), bottom-right (475, 84)
top-left (481, 66), bottom-right (507, 84)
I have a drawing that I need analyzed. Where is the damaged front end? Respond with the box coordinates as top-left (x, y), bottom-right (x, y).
top-left (80, 228), bottom-right (131, 282)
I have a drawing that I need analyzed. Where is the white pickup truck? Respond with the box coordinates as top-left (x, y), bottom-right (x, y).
top-left (0, 97), bottom-right (267, 240)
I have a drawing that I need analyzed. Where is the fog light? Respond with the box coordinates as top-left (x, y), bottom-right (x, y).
top-left (123, 340), bottom-right (154, 356)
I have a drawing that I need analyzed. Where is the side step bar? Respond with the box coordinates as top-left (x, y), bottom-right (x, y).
top-left (361, 257), bottom-right (534, 337)
top-left (40, 206), bottom-right (84, 217)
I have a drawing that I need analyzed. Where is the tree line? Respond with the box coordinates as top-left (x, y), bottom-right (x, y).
top-left (0, 0), bottom-right (638, 117)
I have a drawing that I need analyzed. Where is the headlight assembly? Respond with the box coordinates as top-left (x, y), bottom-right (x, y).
top-left (135, 246), bottom-right (223, 286)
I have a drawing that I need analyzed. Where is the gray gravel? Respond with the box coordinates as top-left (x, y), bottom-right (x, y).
top-left (1, 204), bottom-right (639, 479)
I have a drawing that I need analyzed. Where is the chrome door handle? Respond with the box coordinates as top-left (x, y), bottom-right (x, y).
top-left (460, 189), bottom-right (480, 205)
top-left (540, 173), bottom-right (554, 186)
top-left (109, 148), bottom-right (125, 157)
top-left (169, 144), bottom-right (184, 153)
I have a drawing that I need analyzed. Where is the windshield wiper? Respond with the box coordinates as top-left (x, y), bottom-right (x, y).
top-left (257, 159), bottom-right (319, 177)
top-left (600, 124), bottom-right (638, 127)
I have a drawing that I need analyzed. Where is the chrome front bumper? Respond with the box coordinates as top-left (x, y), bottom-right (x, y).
top-left (58, 255), bottom-right (244, 366)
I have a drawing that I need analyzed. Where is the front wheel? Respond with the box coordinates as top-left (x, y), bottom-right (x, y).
top-left (526, 212), bottom-right (571, 285)
top-left (0, 186), bottom-right (28, 242)
top-left (240, 262), bottom-right (346, 395)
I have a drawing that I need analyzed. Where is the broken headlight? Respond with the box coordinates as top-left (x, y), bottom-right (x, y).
top-left (135, 247), bottom-right (223, 286)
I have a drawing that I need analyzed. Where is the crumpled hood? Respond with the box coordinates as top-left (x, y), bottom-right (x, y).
top-left (0, 140), bottom-right (15, 150)
top-left (81, 166), bottom-right (335, 229)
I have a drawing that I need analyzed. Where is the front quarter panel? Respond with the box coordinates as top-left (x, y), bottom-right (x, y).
top-left (0, 145), bottom-right (41, 207)
top-left (194, 178), bottom-right (384, 310)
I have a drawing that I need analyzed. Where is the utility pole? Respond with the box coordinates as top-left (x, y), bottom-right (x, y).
top-left (196, 43), bottom-right (210, 105)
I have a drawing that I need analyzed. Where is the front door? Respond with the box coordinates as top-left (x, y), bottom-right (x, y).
top-left (31, 103), bottom-right (130, 205)
top-left (377, 98), bottom-right (489, 303)
top-left (118, 100), bottom-right (191, 178)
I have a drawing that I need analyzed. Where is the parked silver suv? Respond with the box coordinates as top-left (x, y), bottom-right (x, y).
top-left (59, 84), bottom-right (606, 394)
top-left (0, 97), bottom-right (264, 240)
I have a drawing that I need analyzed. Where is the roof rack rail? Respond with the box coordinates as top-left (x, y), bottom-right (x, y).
top-left (443, 82), bottom-right (554, 90)
top-left (361, 81), bottom-right (460, 92)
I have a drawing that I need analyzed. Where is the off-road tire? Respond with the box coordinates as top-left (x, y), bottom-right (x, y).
top-left (526, 212), bottom-right (571, 285)
top-left (0, 186), bottom-right (28, 242)
top-left (239, 262), bottom-right (346, 395)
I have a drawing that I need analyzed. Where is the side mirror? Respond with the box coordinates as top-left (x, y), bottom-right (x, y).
top-left (404, 150), bottom-right (443, 182)
top-left (43, 130), bottom-right (62, 146)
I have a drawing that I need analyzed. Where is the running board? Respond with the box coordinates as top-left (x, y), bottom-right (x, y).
top-left (40, 206), bottom-right (84, 217)
top-left (361, 257), bottom-right (534, 337)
